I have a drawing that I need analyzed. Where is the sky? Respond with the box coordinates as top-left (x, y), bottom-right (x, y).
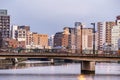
top-left (0, 0), bottom-right (120, 35)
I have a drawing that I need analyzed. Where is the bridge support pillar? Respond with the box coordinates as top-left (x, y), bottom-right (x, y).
top-left (81, 61), bottom-right (95, 74)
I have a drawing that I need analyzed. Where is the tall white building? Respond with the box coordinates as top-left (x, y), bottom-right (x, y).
top-left (111, 25), bottom-right (120, 51)
top-left (97, 22), bottom-right (106, 50)
top-left (111, 16), bottom-right (120, 51)
top-left (11, 25), bottom-right (18, 39)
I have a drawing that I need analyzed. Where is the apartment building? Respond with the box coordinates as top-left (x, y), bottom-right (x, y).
top-left (32, 33), bottom-right (48, 49)
top-left (54, 22), bottom-right (93, 53)
top-left (0, 10), bottom-right (10, 38)
top-left (82, 28), bottom-right (93, 50)
top-left (97, 21), bottom-right (115, 50)
top-left (11, 25), bottom-right (30, 41)
top-left (111, 16), bottom-right (120, 51)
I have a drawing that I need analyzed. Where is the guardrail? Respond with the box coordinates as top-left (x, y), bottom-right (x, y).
top-left (0, 52), bottom-right (120, 58)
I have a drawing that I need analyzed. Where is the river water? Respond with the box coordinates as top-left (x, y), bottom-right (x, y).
top-left (0, 61), bottom-right (120, 80)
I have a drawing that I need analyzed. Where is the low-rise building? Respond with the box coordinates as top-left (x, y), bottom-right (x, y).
top-left (26, 32), bottom-right (48, 49)
top-left (2, 38), bottom-right (18, 48)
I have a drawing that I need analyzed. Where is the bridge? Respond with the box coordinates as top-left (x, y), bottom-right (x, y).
top-left (0, 52), bottom-right (120, 62)
top-left (0, 51), bottom-right (120, 73)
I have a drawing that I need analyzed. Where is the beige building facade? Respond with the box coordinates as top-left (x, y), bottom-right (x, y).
top-left (97, 21), bottom-right (115, 50)
top-left (26, 32), bottom-right (48, 49)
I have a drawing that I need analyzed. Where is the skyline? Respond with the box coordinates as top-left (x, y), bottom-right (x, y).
top-left (1, 0), bottom-right (120, 35)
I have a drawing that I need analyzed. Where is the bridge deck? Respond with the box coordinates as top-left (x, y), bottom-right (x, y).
top-left (0, 52), bottom-right (120, 61)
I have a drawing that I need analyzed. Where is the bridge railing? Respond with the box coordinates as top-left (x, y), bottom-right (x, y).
top-left (0, 48), bottom-right (120, 57)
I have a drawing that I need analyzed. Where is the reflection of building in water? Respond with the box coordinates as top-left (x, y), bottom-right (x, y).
top-left (95, 62), bottom-right (120, 74)
top-left (0, 62), bottom-right (51, 69)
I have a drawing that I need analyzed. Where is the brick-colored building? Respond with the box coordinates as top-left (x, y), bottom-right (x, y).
top-left (54, 23), bottom-right (93, 53)
top-left (26, 32), bottom-right (48, 49)
top-left (54, 32), bottom-right (63, 48)
top-left (54, 28), bottom-right (69, 49)
top-left (32, 33), bottom-right (48, 49)
top-left (97, 21), bottom-right (115, 50)
top-left (3, 38), bottom-right (18, 48)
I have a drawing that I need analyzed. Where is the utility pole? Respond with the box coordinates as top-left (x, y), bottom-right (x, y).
top-left (91, 23), bottom-right (95, 54)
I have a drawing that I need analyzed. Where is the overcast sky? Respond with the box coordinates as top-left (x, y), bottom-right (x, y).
top-left (0, 0), bottom-right (120, 35)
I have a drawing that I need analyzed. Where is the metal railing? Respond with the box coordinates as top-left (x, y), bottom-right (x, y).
top-left (0, 49), bottom-right (120, 58)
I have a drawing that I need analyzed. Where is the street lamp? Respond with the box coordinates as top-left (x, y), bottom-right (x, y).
top-left (91, 23), bottom-right (95, 54)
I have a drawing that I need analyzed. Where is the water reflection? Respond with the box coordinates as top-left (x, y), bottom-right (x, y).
top-left (95, 62), bottom-right (120, 74)
top-left (0, 62), bottom-right (81, 75)
top-left (78, 75), bottom-right (86, 80)
top-left (77, 75), bottom-right (120, 80)
top-left (0, 61), bottom-right (52, 69)
top-left (0, 62), bottom-right (120, 80)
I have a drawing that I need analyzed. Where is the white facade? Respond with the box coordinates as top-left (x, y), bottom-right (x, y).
top-left (111, 25), bottom-right (120, 51)
top-left (97, 22), bottom-right (106, 50)
top-left (11, 25), bottom-right (18, 39)
top-left (11, 25), bottom-right (29, 42)
top-left (48, 35), bottom-right (54, 48)
top-left (26, 45), bottom-right (43, 49)
top-left (17, 29), bottom-right (26, 41)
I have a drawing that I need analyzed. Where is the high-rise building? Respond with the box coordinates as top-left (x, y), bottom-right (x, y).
top-left (82, 28), bottom-right (93, 50)
top-left (54, 22), bottom-right (93, 53)
top-left (105, 22), bottom-right (115, 44)
top-left (11, 25), bottom-right (18, 39)
top-left (0, 9), bottom-right (10, 38)
top-left (111, 25), bottom-right (120, 51)
top-left (97, 21), bottom-right (115, 50)
top-left (68, 28), bottom-right (75, 50)
top-left (111, 16), bottom-right (120, 51)
top-left (74, 22), bottom-right (83, 53)
top-left (62, 27), bottom-right (70, 48)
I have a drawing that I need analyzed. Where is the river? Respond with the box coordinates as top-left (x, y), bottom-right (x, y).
top-left (0, 61), bottom-right (120, 80)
